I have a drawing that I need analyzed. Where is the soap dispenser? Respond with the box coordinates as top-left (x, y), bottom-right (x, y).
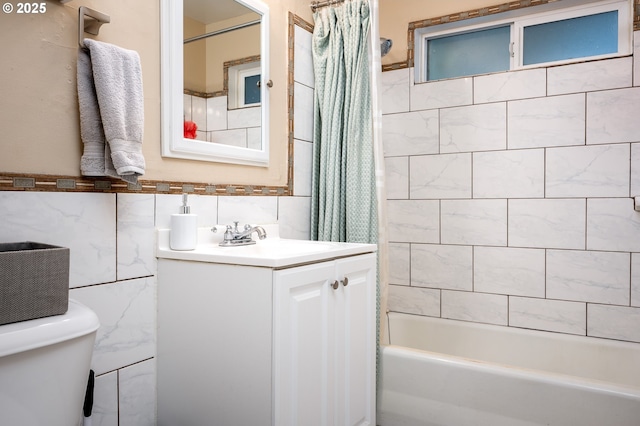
top-left (170, 194), bottom-right (197, 250)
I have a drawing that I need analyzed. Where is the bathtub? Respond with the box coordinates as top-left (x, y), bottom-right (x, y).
top-left (377, 312), bottom-right (640, 426)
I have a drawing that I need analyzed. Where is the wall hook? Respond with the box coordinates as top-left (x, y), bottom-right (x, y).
top-left (78, 6), bottom-right (110, 50)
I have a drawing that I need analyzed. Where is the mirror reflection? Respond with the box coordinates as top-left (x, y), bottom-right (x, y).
top-left (183, 0), bottom-right (262, 150)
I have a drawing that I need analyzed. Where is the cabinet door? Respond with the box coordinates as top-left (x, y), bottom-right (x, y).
top-left (334, 254), bottom-right (376, 426)
top-left (274, 261), bottom-right (336, 426)
top-left (158, 260), bottom-right (273, 426)
top-left (274, 253), bottom-right (377, 426)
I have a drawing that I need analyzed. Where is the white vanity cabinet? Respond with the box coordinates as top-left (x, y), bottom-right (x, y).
top-left (157, 248), bottom-right (376, 426)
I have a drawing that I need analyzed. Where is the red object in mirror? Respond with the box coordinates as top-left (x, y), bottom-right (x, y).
top-left (184, 120), bottom-right (197, 139)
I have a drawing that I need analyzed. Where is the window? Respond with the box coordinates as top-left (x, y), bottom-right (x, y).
top-left (242, 73), bottom-right (261, 105)
top-left (520, 9), bottom-right (619, 66)
top-left (416, 0), bottom-right (632, 82)
top-left (228, 62), bottom-right (261, 108)
top-left (427, 25), bottom-right (511, 81)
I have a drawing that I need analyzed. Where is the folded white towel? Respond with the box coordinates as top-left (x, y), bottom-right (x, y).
top-left (77, 39), bottom-right (145, 183)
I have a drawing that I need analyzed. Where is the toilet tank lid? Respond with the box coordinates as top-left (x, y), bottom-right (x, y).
top-left (0, 299), bottom-right (100, 357)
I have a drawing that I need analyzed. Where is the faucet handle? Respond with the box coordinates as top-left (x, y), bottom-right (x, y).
top-left (211, 225), bottom-right (227, 233)
top-left (221, 225), bottom-right (234, 242)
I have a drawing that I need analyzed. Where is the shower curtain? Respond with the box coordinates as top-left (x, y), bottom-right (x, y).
top-left (310, 0), bottom-right (390, 363)
top-left (311, 0), bottom-right (376, 244)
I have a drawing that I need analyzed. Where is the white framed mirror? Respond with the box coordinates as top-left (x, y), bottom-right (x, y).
top-left (160, 0), bottom-right (270, 166)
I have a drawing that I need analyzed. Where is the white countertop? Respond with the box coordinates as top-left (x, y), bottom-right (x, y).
top-left (156, 224), bottom-right (377, 268)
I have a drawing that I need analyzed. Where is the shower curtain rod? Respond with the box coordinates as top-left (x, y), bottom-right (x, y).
top-left (310, 0), bottom-right (345, 13)
top-left (183, 19), bottom-right (260, 44)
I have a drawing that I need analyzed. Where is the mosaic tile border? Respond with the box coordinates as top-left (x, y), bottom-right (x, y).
top-left (382, 0), bottom-right (640, 72)
top-left (293, 13), bottom-right (314, 33)
top-left (184, 88), bottom-right (224, 98)
top-left (0, 173), bottom-right (289, 196)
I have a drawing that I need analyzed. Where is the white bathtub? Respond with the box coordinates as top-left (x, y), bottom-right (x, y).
top-left (377, 312), bottom-right (640, 426)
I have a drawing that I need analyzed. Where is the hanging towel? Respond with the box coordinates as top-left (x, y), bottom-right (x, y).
top-left (77, 49), bottom-right (110, 177)
top-left (77, 39), bottom-right (145, 184)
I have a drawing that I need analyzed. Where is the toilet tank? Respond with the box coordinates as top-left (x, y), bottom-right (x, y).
top-left (0, 299), bottom-right (99, 426)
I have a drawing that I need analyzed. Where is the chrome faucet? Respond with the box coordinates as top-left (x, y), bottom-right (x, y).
top-left (213, 221), bottom-right (267, 247)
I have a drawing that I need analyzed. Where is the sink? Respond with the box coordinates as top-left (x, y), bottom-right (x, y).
top-left (156, 225), bottom-right (376, 268)
top-left (203, 239), bottom-right (335, 257)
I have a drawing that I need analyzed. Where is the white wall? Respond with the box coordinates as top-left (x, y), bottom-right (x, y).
top-left (383, 31), bottom-right (640, 344)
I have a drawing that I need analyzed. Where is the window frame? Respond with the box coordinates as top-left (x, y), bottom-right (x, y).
top-left (415, 0), bottom-right (633, 83)
top-left (236, 65), bottom-right (260, 108)
top-left (422, 22), bottom-right (516, 82)
top-left (228, 61), bottom-right (261, 109)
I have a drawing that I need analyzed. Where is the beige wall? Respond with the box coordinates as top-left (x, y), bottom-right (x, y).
top-left (288, 0), bottom-right (314, 25)
top-left (184, 17), bottom-right (207, 92)
top-left (205, 13), bottom-right (261, 93)
top-left (0, 0), bottom-right (313, 186)
top-left (379, 0), bottom-right (508, 65)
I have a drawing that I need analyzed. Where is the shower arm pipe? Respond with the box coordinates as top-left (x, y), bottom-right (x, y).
top-left (183, 19), bottom-right (261, 44)
top-left (310, 0), bottom-right (345, 13)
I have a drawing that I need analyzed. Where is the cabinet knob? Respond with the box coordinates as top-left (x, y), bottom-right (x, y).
top-left (331, 280), bottom-right (339, 290)
top-left (341, 277), bottom-right (349, 287)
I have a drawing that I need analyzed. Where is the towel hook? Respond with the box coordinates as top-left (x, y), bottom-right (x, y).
top-left (78, 6), bottom-right (110, 50)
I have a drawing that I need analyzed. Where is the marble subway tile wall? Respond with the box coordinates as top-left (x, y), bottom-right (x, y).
top-left (383, 30), bottom-right (640, 345)
top-left (0, 192), bottom-right (157, 426)
top-left (0, 190), bottom-right (310, 425)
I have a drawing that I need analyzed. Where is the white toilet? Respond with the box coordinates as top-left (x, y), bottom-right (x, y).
top-left (0, 299), bottom-right (99, 426)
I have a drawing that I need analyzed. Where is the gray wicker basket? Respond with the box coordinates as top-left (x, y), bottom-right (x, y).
top-left (0, 242), bottom-right (69, 325)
